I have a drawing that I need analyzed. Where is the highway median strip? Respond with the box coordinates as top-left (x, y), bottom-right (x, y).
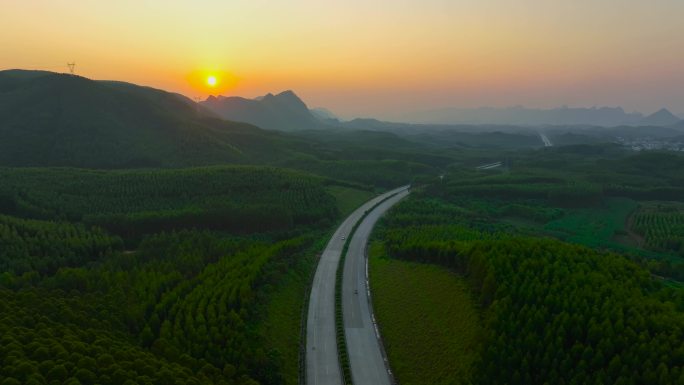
top-left (334, 190), bottom-right (402, 385)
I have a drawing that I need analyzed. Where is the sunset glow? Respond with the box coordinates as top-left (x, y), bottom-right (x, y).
top-left (2, 0), bottom-right (683, 119)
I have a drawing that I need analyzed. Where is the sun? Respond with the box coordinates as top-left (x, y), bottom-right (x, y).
top-left (206, 75), bottom-right (218, 87)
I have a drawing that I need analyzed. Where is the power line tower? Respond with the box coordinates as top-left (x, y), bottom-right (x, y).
top-left (67, 62), bottom-right (76, 75)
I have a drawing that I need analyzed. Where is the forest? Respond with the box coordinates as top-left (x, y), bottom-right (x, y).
top-left (2, 134), bottom-right (684, 385)
top-left (370, 147), bottom-right (684, 384)
top-left (0, 166), bottom-right (339, 245)
top-left (0, 166), bottom-right (350, 385)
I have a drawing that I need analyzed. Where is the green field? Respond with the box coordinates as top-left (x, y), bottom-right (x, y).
top-left (368, 242), bottom-right (482, 385)
top-left (326, 185), bottom-right (375, 217)
top-left (543, 197), bottom-right (638, 250)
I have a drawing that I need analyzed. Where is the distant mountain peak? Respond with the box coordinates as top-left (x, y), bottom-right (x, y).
top-left (641, 108), bottom-right (680, 126)
top-left (200, 89), bottom-right (327, 131)
top-left (650, 108), bottom-right (676, 117)
top-left (277, 90), bottom-right (298, 97)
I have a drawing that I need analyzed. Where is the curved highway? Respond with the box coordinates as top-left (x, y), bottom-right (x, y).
top-left (343, 189), bottom-right (409, 385)
top-left (306, 186), bottom-right (409, 385)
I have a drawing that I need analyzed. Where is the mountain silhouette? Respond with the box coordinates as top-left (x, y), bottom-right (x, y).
top-left (639, 108), bottom-right (681, 126)
top-left (0, 70), bottom-right (303, 167)
top-left (201, 90), bottom-right (326, 131)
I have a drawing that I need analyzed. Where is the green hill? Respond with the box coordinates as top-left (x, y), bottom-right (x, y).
top-left (0, 70), bottom-right (305, 168)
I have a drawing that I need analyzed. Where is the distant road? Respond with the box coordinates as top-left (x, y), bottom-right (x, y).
top-left (539, 132), bottom-right (553, 147)
top-left (476, 161), bottom-right (503, 170)
top-left (306, 186), bottom-right (409, 385)
top-left (343, 189), bottom-right (409, 385)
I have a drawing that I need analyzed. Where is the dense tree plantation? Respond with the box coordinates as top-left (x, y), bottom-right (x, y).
top-left (375, 191), bottom-right (684, 384)
top-left (1, 226), bottom-right (324, 385)
top-left (0, 214), bottom-right (123, 277)
top-left (0, 165), bottom-right (347, 384)
top-left (384, 235), bottom-right (684, 384)
top-left (370, 149), bottom-right (684, 384)
top-left (632, 202), bottom-right (684, 256)
top-left (0, 166), bottom-right (338, 244)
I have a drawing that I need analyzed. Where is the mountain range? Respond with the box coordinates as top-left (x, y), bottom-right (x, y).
top-left (201, 87), bottom-right (684, 129)
top-left (200, 88), bottom-right (684, 130)
top-left (1, 69), bottom-right (682, 170)
top-left (396, 105), bottom-right (682, 127)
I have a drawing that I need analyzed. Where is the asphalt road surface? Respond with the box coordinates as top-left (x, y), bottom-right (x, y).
top-left (306, 186), bottom-right (409, 385)
top-left (343, 189), bottom-right (409, 385)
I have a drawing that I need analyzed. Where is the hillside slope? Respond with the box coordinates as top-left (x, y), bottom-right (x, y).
top-left (0, 70), bottom-right (304, 167)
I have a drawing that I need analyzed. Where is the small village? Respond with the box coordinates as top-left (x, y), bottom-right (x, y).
top-left (617, 136), bottom-right (684, 152)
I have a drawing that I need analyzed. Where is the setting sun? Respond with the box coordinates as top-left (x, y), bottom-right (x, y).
top-left (186, 70), bottom-right (236, 94)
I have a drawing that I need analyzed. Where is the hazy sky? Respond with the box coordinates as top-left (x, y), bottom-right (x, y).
top-left (2, 0), bottom-right (683, 119)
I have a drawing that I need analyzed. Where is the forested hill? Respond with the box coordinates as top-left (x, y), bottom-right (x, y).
top-left (0, 70), bottom-right (309, 168)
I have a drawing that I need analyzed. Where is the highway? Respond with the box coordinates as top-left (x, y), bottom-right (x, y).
top-left (343, 189), bottom-right (409, 385)
top-left (539, 132), bottom-right (553, 147)
top-left (306, 186), bottom-right (409, 385)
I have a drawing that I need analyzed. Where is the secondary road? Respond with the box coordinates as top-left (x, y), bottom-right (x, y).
top-left (539, 132), bottom-right (553, 147)
top-left (306, 186), bottom-right (409, 385)
top-left (343, 188), bottom-right (409, 385)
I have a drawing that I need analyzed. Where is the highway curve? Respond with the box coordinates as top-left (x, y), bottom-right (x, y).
top-left (306, 186), bottom-right (409, 385)
top-left (342, 189), bottom-right (409, 385)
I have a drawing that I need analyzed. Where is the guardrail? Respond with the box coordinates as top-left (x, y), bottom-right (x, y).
top-left (364, 241), bottom-right (398, 385)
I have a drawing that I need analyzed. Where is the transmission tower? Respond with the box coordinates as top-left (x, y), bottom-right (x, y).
top-left (67, 62), bottom-right (76, 75)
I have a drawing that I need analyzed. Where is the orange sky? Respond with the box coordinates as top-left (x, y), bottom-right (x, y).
top-left (2, 0), bottom-right (683, 119)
